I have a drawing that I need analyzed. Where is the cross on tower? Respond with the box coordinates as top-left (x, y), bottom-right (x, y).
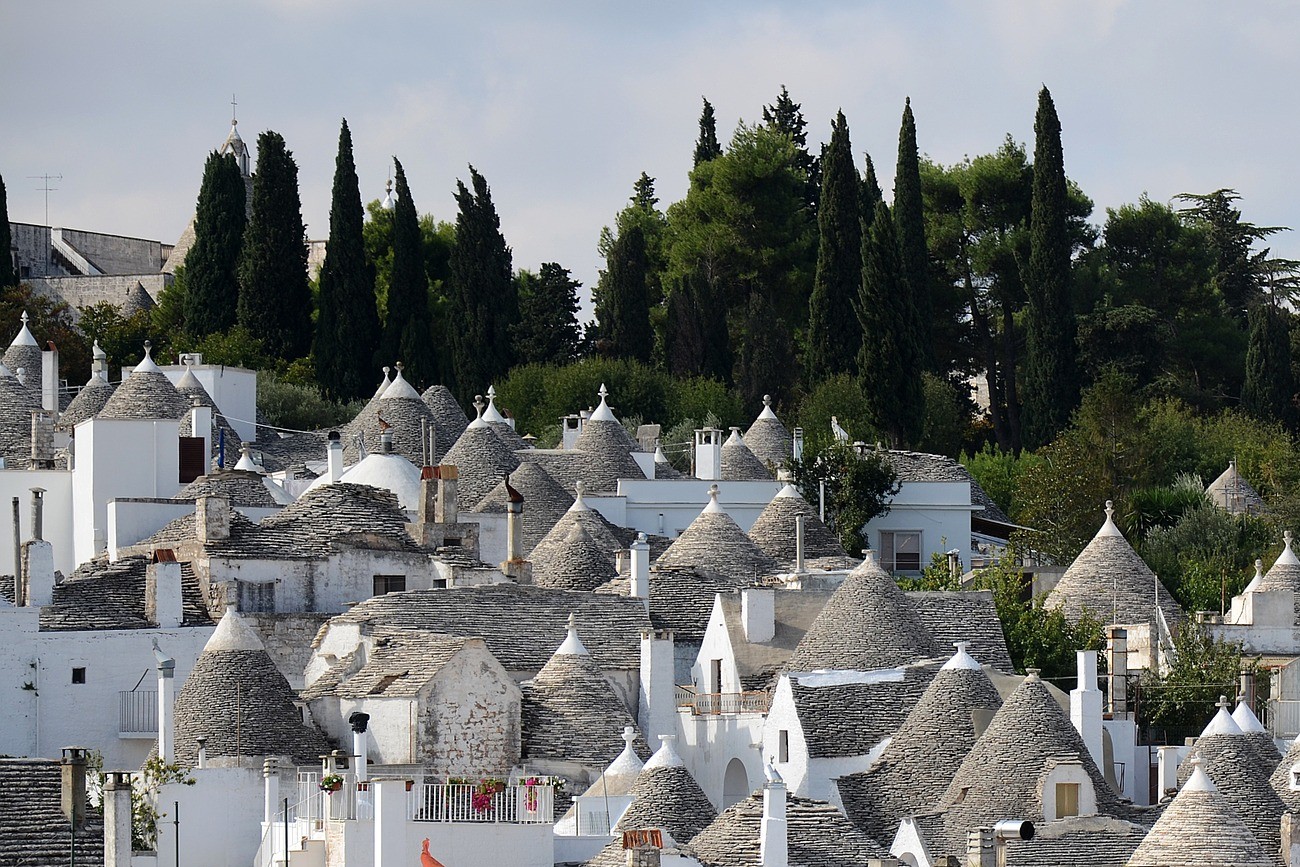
top-left (231, 94), bottom-right (238, 125)
top-left (28, 173), bottom-right (61, 230)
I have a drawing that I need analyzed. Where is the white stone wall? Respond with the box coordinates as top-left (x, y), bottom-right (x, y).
top-left (676, 706), bottom-right (765, 809)
top-left (692, 595), bottom-right (743, 695)
top-left (868, 479), bottom-right (975, 569)
top-left (0, 467), bottom-right (75, 576)
top-left (613, 478), bottom-right (785, 538)
top-left (420, 649), bottom-right (521, 776)
top-left (154, 768), bottom-right (267, 867)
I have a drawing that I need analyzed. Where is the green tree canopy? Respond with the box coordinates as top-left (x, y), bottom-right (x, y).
top-left (183, 151), bottom-right (245, 336)
top-left (513, 263), bottom-right (582, 366)
top-left (383, 157), bottom-right (439, 386)
top-left (806, 110), bottom-right (862, 382)
top-left (0, 174), bottom-right (16, 289)
top-left (693, 97), bottom-right (722, 166)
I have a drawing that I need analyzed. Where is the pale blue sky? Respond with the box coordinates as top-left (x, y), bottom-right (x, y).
top-left (3, 1), bottom-right (1297, 309)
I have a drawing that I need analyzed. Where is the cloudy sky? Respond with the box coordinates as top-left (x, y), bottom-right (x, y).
top-left (3, 2), bottom-right (1297, 311)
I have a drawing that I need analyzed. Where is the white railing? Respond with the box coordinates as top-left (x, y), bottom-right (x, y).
top-left (119, 691), bottom-right (158, 734)
top-left (406, 783), bottom-right (554, 824)
top-left (676, 686), bottom-right (770, 716)
top-left (1267, 700), bottom-right (1300, 738)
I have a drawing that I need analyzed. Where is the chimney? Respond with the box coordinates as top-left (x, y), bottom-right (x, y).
top-left (1156, 745), bottom-right (1179, 800)
top-left (638, 629), bottom-right (675, 745)
top-left (791, 427), bottom-right (804, 462)
top-left (146, 549), bottom-right (183, 628)
top-left (350, 712), bottom-right (371, 782)
top-left (103, 771), bottom-right (133, 867)
top-left (379, 426), bottom-right (394, 455)
top-left (1069, 650), bottom-right (1103, 770)
top-left (327, 431), bottom-right (344, 482)
top-left (189, 401), bottom-right (213, 461)
top-left (1108, 627), bottom-right (1130, 716)
top-left (1240, 669), bottom-right (1257, 709)
top-left (742, 588), bottom-right (776, 644)
top-left (263, 759), bottom-right (279, 823)
top-left (11, 497), bottom-right (21, 607)
top-left (197, 736), bottom-right (208, 769)
top-left (30, 411), bottom-right (54, 468)
top-left (418, 465), bottom-right (437, 524)
top-left (196, 495), bottom-right (231, 543)
top-left (30, 486), bottom-right (44, 541)
top-left (759, 772), bottom-right (788, 867)
top-left (694, 429), bottom-right (722, 480)
top-left (505, 484), bottom-right (523, 562)
top-left (21, 537), bottom-right (55, 608)
top-left (154, 640), bottom-right (176, 764)
top-left (1283, 812), bottom-right (1300, 867)
top-left (41, 342), bottom-right (59, 413)
top-left (966, 828), bottom-right (996, 867)
top-left (629, 533), bottom-right (650, 601)
top-left (435, 465), bottom-right (459, 524)
top-left (61, 747), bottom-right (88, 828)
top-left (794, 516), bottom-right (806, 574)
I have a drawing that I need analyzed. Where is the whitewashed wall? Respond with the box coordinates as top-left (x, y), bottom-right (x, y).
top-left (0, 468), bottom-right (75, 575)
top-left (868, 480), bottom-right (975, 569)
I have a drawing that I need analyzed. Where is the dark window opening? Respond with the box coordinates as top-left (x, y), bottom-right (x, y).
top-left (71, 667), bottom-right (86, 684)
top-left (373, 574), bottom-right (407, 595)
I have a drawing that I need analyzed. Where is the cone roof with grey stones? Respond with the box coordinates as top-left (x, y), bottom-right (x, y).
top-left (656, 485), bottom-right (779, 579)
top-left (99, 342), bottom-right (193, 420)
top-left (1205, 459), bottom-right (1266, 514)
top-left (0, 759), bottom-right (105, 867)
top-left (746, 483), bottom-right (845, 563)
top-left (743, 394), bottom-right (792, 469)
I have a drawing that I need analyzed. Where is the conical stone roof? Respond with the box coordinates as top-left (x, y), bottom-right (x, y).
top-left (521, 616), bottom-right (647, 767)
top-left (3, 312), bottom-right (43, 400)
top-left (121, 281), bottom-right (157, 318)
top-left (441, 416), bottom-right (521, 510)
top-left (1127, 756), bottom-right (1274, 867)
top-left (1270, 733), bottom-right (1300, 811)
top-left (747, 484), bottom-right (845, 563)
top-left (171, 607), bottom-right (331, 768)
top-left (59, 372), bottom-right (117, 429)
top-left (473, 462), bottom-right (574, 555)
top-left (1231, 698), bottom-right (1283, 768)
top-left (531, 522), bottom-right (619, 591)
top-left (420, 384), bottom-right (469, 457)
top-left (528, 484), bottom-right (623, 566)
top-left (720, 428), bottom-right (772, 480)
top-left (656, 486), bottom-right (778, 579)
top-left (0, 364), bottom-right (40, 465)
top-left (175, 366), bottom-right (240, 466)
top-left (744, 395), bottom-right (791, 470)
top-left (784, 554), bottom-right (940, 673)
top-left (1176, 727), bottom-right (1284, 856)
top-left (570, 385), bottom-right (645, 492)
top-left (482, 388), bottom-right (530, 451)
top-left (176, 470), bottom-right (285, 508)
top-left (837, 643), bottom-right (1003, 842)
top-left (933, 673), bottom-right (1125, 856)
top-left (99, 344), bottom-right (191, 420)
top-left (685, 790), bottom-right (885, 867)
top-left (1046, 501), bottom-right (1185, 630)
top-left (1256, 531), bottom-right (1300, 594)
top-left (1205, 459), bottom-right (1266, 515)
top-left (344, 367), bottom-right (440, 465)
top-left (613, 736), bottom-right (715, 841)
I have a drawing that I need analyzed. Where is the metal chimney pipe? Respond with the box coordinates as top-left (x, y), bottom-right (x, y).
top-left (11, 497), bottom-right (21, 607)
top-left (794, 516), bottom-right (806, 574)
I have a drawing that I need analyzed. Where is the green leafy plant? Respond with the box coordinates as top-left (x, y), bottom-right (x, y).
top-left (789, 441), bottom-right (899, 553)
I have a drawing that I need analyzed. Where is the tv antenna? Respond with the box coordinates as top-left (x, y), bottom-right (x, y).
top-left (28, 173), bottom-right (62, 228)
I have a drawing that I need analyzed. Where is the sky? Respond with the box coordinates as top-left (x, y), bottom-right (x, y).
top-left (3, 1), bottom-right (1299, 315)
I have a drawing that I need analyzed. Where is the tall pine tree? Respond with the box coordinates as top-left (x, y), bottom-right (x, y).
top-left (1021, 86), bottom-right (1079, 448)
top-left (1242, 302), bottom-right (1297, 431)
top-left (0, 174), bottom-right (15, 288)
top-left (381, 158), bottom-right (438, 386)
top-left (596, 223), bottom-right (653, 363)
top-left (806, 110), bottom-right (862, 382)
top-left (513, 263), bottom-right (582, 365)
top-left (860, 153), bottom-right (883, 233)
top-left (763, 85), bottom-right (819, 215)
top-left (694, 98), bottom-right (722, 166)
top-left (448, 165), bottom-right (515, 398)
top-left (893, 98), bottom-right (933, 369)
top-left (237, 131), bottom-right (312, 360)
top-left (314, 120), bottom-right (381, 401)
top-left (857, 202), bottom-right (924, 448)
top-left (665, 270), bottom-right (731, 382)
top-left (184, 152), bottom-right (245, 336)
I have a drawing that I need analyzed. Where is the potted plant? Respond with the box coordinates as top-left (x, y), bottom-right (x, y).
top-left (319, 774), bottom-right (345, 793)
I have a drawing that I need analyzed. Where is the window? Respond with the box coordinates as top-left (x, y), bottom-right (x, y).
top-left (373, 575), bottom-right (406, 595)
top-left (879, 531), bottom-right (922, 572)
top-left (710, 659), bottom-right (723, 694)
top-left (71, 667), bottom-right (86, 684)
top-left (238, 580), bottom-right (275, 613)
top-left (1055, 782), bottom-right (1080, 819)
top-left (778, 730), bottom-right (789, 763)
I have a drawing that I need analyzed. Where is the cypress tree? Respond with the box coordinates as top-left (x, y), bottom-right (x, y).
top-left (237, 131), bottom-right (312, 360)
top-left (1021, 86), bottom-right (1079, 448)
top-left (763, 85), bottom-right (819, 214)
top-left (857, 202), bottom-right (924, 448)
top-left (448, 165), bottom-right (515, 398)
top-left (860, 153), bottom-right (883, 233)
top-left (694, 98), bottom-right (722, 166)
top-left (1242, 303), bottom-right (1297, 430)
top-left (665, 271), bottom-right (731, 382)
top-left (314, 120), bottom-right (381, 401)
top-left (806, 110), bottom-right (862, 382)
top-left (893, 98), bottom-right (933, 369)
top-left (184, 152), bottom-right (245, 337)
top-left (381, 158), bottom-right (438, 386)
top-left (737, 292), bottom-right (796, 411)
top-left (0, 174), bottom-right (15, 288)
top-left (596, 223), bottom-right (653, 363)
top-left (513, 262), bottom-right (582, 365)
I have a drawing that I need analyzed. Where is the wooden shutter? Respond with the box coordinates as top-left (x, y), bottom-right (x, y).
top-left (178, 437), bottom-right (206, 483)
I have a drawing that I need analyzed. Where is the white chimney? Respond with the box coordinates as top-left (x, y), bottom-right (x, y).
top-left (742, 588), bottom-right (775, 644)
top-left (759, 772), bottom-right (788, 867)
top-left (794, 516), bottom-right (806, 574)
top-left (263, 759), bottom-right (279, 823)
top-left (350, 712), bottom-right (371, 783)
top-left (629, 533), bottom-right (650, 601)
top-left (189, 403), bottom-right (213, 460)
top-left (41, 343), bottom-right (59, 413)
top-left (1070, 650), bottom-right (1103, 770)
top-left (638, 629), bottom-right (675, 745)
top-left (196, 495), bottom-right (231, 543)
top-left (373, 778), bottom-right (407, 867)
top-left (1156, 745), bottom-right (1179, 800)
top-left (146, 551), bottom-right (183, 629)
top-left (103, 771), bottom-right (133, 867)
top-left (694, 428), bottom-right (722, 480)
top-left (21, 538), bottom-right (54, 607)
top-left (154, 641), bottom-right (176, 764)
top-left (327, 431), bottom-right (344, 482)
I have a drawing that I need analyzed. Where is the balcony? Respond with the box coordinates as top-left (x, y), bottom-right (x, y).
top-left (119, 691), bottom-right (158, 738)
top-left (676, 685), bottom-right (770, 716)
top-left (294, 773), bottom-right (554, 824)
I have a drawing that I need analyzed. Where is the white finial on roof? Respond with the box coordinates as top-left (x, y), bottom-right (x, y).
top-left (205, 605), bottom-right (266, 653)
top-left (11, 311), bottom-right (37, 347)
top-left (1097, 500), bottom-right (1123, 537)
top-left (467, 395), bottom-right (489, 429)
top-left (134, 340), bottom-right (161, 374)
top-left (234, 442), bottom-right (258, 472)
top-left (654, 445), bottom-right (671, 464)
top-left (1182, 753), bottom-right (1216, 793)
top-left (568, 479), bottom-right (590, 512)
top-left (383, 363), bottom-right (421, 400)
top-left (604, 725), bottom-right (646, 778)
top-left (1279, 531), bottom-right (1300, 567)
top-left (482, 385), bottom-right (507, 422)
top-left (764, 759), bottom-right (782, 783)
top-left (557, 612), bottom-right (589, 656)
top-left (1201, 695), bottom-right (1243, 737)
top-left (1025, 668), bottom-right (1041, 683)
top-left (775, 483), bottom-right (799, 499)
top-left (373, 366), bottom-right (392, 399)
top-left (92, 339), bottom-right (106, 361)
top-left (381, 176), bottom-right (395, 211)
top-left (1232, 697), bottom-right (1267, 733)
top-left (942, 641), bottom-right (982, 671)
top-left (1243, 558), bottom-right (1265, 594)
top-left (726, 427), bottom-right (744, 446)
top-left (757, 394), bottom-right (780, 422)
top-left (589, 383), bottom-right (616, 422)
top-left (644, 734), bottom-right (685, 770)
top-left (702, 484), bottom-right (724, 514)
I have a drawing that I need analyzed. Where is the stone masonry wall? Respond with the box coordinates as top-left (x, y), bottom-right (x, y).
top-left (422, 652), bottom-right (521, 777)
